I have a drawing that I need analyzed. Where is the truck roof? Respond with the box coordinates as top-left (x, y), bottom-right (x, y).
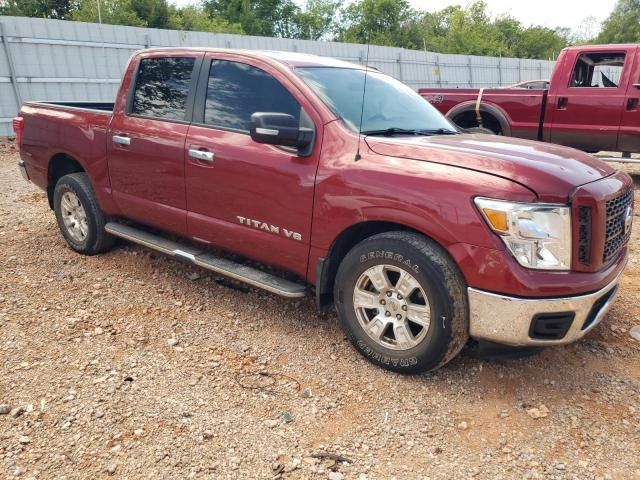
top-left (562, 43), bottom-right (639, 53)
top-left (137, 47), bottom-right (365, 70)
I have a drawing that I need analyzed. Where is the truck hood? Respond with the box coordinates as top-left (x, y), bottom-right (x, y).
top-left (365, 133), bottom-right (615, 202)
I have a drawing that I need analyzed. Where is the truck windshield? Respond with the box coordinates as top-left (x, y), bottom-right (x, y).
top-left (296, 67), bottom-right (457, 135)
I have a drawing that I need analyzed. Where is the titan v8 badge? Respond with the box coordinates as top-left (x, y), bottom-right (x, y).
top-left (237, 216), bottom-right (302, 241)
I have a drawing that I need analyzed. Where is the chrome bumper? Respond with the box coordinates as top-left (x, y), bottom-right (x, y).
top-left (18, 160), bottom-right (29, 181)
top-left (468, 271), bottom-right (624, 346)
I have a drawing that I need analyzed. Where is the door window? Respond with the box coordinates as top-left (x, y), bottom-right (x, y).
top-left (131, 57), bottom-right (196, 120)
top-left (569, 52), bottom-right (626, 88)
top-left (204, 60), bottom-right (301, 132)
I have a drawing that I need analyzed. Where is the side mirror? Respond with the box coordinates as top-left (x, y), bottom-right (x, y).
top-left (250, 112), bottom-right (313, 150)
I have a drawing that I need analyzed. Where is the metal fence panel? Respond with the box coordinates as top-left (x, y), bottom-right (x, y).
top-left (0, 15), bottom-right (556, 135)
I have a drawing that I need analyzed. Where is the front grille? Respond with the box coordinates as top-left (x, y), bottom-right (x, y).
top-left (603, 188), bottom-right (633, 263)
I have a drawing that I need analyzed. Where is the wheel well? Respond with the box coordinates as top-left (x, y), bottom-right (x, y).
top-left (316, 221), bottom-right (421, 311)
top-left (451, 110), bottom-right (503, 135)
top-left (47, 154), bottom-right (85, 209)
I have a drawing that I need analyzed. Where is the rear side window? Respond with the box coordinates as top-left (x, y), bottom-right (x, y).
top-left (131, 57), bottom-right (195, 120)
top-left (204, 60), bottom-right (300, 131)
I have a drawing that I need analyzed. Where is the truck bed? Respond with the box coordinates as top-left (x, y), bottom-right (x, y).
top-left (418, 88), bottom-right (547, 140)
top-left (19, 101), bottom-right (114, 198)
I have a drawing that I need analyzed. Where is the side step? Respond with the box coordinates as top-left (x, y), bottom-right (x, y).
top-left (104, 222), bottom-right (307, 298)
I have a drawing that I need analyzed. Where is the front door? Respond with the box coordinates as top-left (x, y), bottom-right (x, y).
top-left (619, 47), bottom-right (640, 153)
top-left (184, 56), bottom-right (321, 277)
top-left (548, 49), bottom-right (630, 152)
top-left (108, 52), bottom-right (201, 234)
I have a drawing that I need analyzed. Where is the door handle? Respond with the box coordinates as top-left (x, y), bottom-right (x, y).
top-left (112, 135), bottom-right (130, 146)
top-left (626, 98), bottom-right (639, 110)
top-left (557, 97), bottom-right (568, 109)
top-left (188, 149), bottom-right (214, 162)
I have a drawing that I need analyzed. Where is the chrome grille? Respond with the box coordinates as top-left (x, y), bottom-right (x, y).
top-left (603, 189), bottom-right (633, 263)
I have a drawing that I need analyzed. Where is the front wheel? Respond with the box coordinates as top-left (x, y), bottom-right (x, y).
top-left (334, 231), bottom-right (469, 373)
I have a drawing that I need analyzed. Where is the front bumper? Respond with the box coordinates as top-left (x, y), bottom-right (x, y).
top-left (468, 267), bottom-right (624, 346)
top-left (18, 160), bottom-right (29, 181)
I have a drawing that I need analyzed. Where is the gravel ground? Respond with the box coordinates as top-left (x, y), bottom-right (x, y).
top-left (1, 138), bottom-right (639, 480)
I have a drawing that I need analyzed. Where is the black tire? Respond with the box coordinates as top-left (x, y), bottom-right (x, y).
top-left (334, 231), bottom-right (468, 373)
top-left (53, 172), bottom-right (116, 255)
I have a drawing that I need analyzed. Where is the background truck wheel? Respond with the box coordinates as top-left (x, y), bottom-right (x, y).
top-left (333, 231), bottom-right (469, 373)
top-left (53, 172), bottom-right (116, 255)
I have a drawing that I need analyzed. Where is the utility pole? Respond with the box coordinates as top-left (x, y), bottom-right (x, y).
top-left (96, 0), bottom-right (102, 24)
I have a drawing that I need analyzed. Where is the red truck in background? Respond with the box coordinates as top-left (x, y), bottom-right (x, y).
top-left (13, 48), bottom-right (633, 373)
top-left (419, 44), bottom-right (640, 155)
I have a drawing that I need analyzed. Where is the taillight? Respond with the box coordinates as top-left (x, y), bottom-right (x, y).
top-left (12, 116), bottom-right (24, 147)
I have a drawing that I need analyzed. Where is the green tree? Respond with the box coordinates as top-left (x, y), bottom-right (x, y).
top-left (131, 0), bottom-right (170, 28)
top-left (597, 0), bottom-right (640, 43)
top-left (408, 1), bottom-right (568, 58)
top-left (512, 26), bottom-right (569, 60)
top-left (336, 0), bottom-right (422, 49)
top-left (0, 0), bottom-right (74, 18)
top-left (418, 4), bottom-right (506, 55)
top-left (203, 0), bottom-right (300, 37)
top-left (167, 5), bottom-right (244, 33)
top-left (294, 0), bottom-right (339, 40)
top-left (71, 0), bottom-right (147, 26)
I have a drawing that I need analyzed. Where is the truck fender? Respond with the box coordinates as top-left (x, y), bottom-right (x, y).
top-left (446, 100), bottom-right (512, 137)
top-left (313, 208), bottom-right (462, 312)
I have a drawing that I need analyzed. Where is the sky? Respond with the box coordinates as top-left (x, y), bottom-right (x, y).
top-left (169, 0), bottom-right (618, 33)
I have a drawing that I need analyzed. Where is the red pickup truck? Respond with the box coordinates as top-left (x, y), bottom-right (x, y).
top-left (14, 48), bottom-right (633, 373)
top-left (419, 44), bottom-right (640, 155)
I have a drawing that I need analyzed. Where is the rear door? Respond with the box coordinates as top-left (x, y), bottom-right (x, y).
top-left (108, 51), bottom-right (202, 234)
top-left (548, 49), bottom-right (631, 152)
top-left (184, 54), bottom-right (321, 277)
top-left (618, 46), bottom-right (640, 153)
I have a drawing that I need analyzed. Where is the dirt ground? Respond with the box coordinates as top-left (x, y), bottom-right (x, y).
top-left (1, 139), bottom-right (639, 480)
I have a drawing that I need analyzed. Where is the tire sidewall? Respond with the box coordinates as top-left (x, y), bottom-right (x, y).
top-left (53, 176), bottom-right (98, 253)
top-left (335, 236), bottom-right (460, 373)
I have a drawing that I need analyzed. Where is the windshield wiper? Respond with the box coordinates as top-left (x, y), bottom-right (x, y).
top-left (362, 127), bottom-right (459, 136)
top-left (419, 128), bottom-right (459, 135)
top-left (361, 128), bottom-right (424, 136)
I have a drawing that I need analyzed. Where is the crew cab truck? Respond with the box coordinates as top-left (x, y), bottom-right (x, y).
top-left (419, 44), bottom-right (640, 156)
top-left (14, 48), bottom-right (633, 373)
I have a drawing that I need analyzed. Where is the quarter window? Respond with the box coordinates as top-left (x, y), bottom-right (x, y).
top-left (204, 60), bottom-right (301, 131)
top-left (131, 57), bottom-right (195, 120)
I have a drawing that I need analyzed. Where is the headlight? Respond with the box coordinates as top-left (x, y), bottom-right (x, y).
top-left (474, 197), bottom-right (572, 270)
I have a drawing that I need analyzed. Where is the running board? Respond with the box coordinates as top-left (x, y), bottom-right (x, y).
top-left (104, 222), bottom-right (307, 298)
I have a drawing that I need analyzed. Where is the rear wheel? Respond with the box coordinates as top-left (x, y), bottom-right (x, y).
top-left (334, 231), bottom-right (469, 373)
top-left (53, 173), bottom-right (116, 255)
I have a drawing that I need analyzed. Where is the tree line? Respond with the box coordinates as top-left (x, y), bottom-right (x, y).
top-left (2, 0), bottom-right (639, 60)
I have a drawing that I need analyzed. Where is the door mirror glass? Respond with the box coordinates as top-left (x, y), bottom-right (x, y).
top-left (250, 112), bottom-right (313, 150)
